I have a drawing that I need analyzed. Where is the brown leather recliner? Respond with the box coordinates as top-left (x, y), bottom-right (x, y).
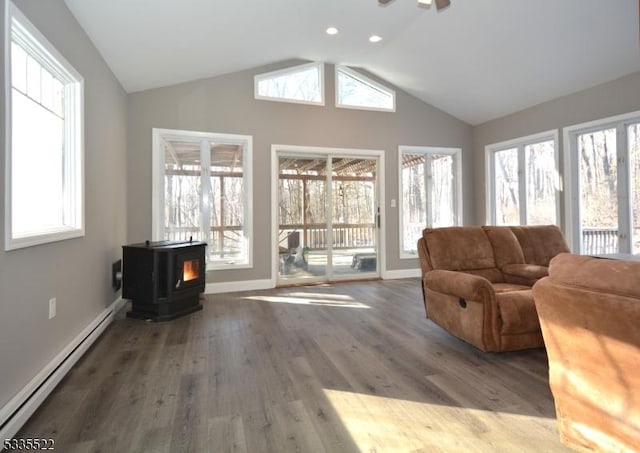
top-left (533, 253), bottom-right (640, 452)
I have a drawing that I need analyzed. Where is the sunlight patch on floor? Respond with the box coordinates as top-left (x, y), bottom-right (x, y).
top-left (322, 389), bottom-right (564, 452)
top-left (244, 294), bottom-right (370, 309)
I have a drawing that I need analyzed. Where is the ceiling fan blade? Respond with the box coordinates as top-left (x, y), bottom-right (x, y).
top-left (434, 0), bottom-right (450, 10)
top-left (379, 0), bottom-right (394, 4)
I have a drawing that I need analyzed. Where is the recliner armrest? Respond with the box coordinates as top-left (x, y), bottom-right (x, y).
top-left (425, 269), bottom-right (495, 301)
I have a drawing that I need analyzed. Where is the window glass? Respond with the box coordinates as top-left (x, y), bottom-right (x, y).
top-left (629, 123), bottom-right (640, 254)
top-left (494, 148), bottom-right (520, 225)
top-left (401, 153), bottom-right (427, 252)
top-left (431, 155), bottom-right (455, 227)
top-left (400, 147), bottom-right (461, 256)
top-left (565, 115), bottom-right (640, 254)
top-left (577, 128), bottom-right (618, 254)
top-left (525, 140), bottom-right (557, 224)
top-left (336, 66), bottom-right (395, 112)
top-left (336, 66), bottom-right (394, 111)
top-left (157, 131), bottom-right (252, 268)
top-left (255, 62), bottom-right (323, 105)
top-left (6, 3), bottom-right (84, 250)
top-left (487, 132), bottom-right (558, 228)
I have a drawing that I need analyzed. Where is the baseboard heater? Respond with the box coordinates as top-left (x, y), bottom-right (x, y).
top-left (0, 299), bottom-right (123, 444)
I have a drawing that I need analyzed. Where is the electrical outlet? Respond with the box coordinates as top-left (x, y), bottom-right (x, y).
top-left (49, 298), bottom-right (56, 319)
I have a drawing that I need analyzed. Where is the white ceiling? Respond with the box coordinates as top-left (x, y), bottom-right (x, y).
top-left (63, 0), bottom-right (640, 125)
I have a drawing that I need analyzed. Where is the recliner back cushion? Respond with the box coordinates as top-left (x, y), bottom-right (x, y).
top-left (549, 253), bottom-right (640, 298)
top-left (510, 225), bottom-right (569, 266)
top-left (483, 226), bottom-right (525, 267)
top-left (423, 227), bottom-right (497, 271)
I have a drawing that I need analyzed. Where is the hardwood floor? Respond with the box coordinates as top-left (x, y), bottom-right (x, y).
top-left (17, 279), bottom-right (569, 452)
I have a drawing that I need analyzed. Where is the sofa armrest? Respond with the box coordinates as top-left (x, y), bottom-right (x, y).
top-left (502, 263), bottom-right (548, 282)
top-left (425, 269), bottom-right (495, 301)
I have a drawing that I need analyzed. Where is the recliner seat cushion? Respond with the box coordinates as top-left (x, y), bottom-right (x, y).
top-left (501, 263), bottom-right (549, 281)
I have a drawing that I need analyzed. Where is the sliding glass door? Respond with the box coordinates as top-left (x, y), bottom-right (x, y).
top-left (276, 150), bottom-right (380, 284)
top-left (278, 156), bottom-right (329, 280)
top-left (330, 157), bottom-right (378, 276)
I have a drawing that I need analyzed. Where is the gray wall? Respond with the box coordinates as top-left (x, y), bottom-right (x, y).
top-left (128, 61), bottom-right (474, 282)
top-left (473, 71), bottom-right (640, 227)
top-left (0, 0), bottom-right (127, 409)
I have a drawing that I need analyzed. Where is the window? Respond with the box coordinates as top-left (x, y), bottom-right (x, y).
top-left (486, 131), bottom-right (559, 227)
top-left (399, 146), bottom-right (462, 257)
top-left (254, 61), bottom-right (324, 106)
top-left (4, 2), bottom-right (84, 250)
top-left (564, 111), bottom-right (640, 254)
top-left (336, 66), bottom-right (395, 112)
top-left (152, 129), bottom-right (253, 268)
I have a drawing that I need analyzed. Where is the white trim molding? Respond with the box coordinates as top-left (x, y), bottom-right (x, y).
top-left (205, 279), bottom-right (275, 294)
top-left (0, 298), bottom-right (124, 442)
top-left (381, 268), bottom-right (421, 279)
top-left (204, 271), bottom-right (419, 296)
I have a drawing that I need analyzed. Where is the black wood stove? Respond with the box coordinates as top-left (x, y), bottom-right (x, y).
top-left (122, 240), bottom-right (206, 321)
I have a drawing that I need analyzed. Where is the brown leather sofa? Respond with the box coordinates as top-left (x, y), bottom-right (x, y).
top-left (533, 253), bottom-right (640, 452)
top-left (417, 225), bottom-right (569, 352)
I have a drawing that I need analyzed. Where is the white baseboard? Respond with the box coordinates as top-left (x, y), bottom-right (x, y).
top-left (0, 297), bottom-right (123, 443)
top-left (382, 268), bottom-right (421, 279)
top-left (205, 278), bottom-right (275, 294)
top-left (204, 271), bottom-right (420, 295)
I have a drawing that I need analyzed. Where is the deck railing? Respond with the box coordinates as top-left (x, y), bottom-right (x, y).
top-left (166, 224), bottom-right (626, 256)
top-left (280, 223), bottom-right (376, 250)
top-left (582, 227), bottom-right (618, 254)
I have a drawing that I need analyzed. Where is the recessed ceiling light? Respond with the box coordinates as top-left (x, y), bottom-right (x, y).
top-left (326, 27), bottom-right (338, 35)
top-left (369, 35), bottom-right (382, 43)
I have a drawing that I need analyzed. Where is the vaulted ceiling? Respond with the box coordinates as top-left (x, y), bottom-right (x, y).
top-left (63, 0), bottom-right (640, 125)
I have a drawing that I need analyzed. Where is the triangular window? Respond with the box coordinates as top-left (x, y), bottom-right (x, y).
top-left (336, 66), bottom-right (395, 112)
top-left (254, 62), bottom-right (324, 106)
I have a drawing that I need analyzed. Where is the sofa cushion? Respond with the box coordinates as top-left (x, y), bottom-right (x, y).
top-left (423, 226), bottom-right (497, 272)
top-left (510, 225), bottom-right (569, 266)
top-left (483, 226), bottom-right (525, 267)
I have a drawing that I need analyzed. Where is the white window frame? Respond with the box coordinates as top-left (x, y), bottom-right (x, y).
top-left (335, 65), bottom-right (396, 113)
top-left (398, 146), bottom-right (462, 259)
top-left (152, 128), bottom-right (253, 270)
top-left (485, 129), bottom-right (559, 226)
top-left (563, 110), bottom-right (640, 252)
top-left (254, 61), bottom-right (325, 106)
top-left (4, 1), bottom-right (84, 251)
